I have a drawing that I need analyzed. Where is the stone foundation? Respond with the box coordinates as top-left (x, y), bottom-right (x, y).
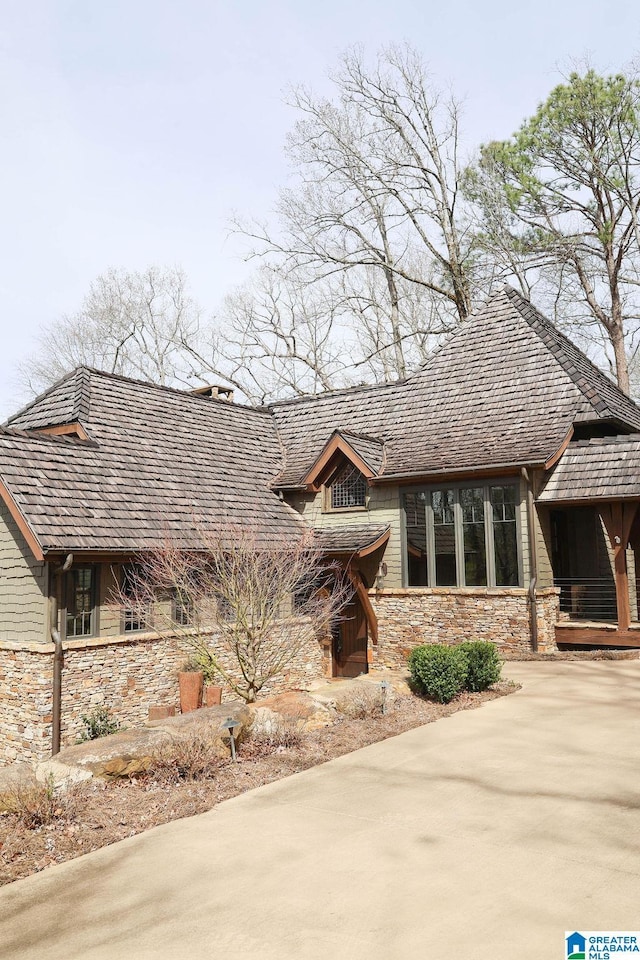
top-left (370, 587), bottom-right (560, 669)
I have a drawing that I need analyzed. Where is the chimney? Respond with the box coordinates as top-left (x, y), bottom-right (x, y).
top-left (190, 385), bottom-right (234, 402)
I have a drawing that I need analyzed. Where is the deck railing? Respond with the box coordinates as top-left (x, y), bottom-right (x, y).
top-left (554, 578), bottom-right (618, 622)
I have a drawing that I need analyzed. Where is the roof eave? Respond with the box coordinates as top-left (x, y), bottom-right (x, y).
top-left (371, 459), bottom-right (545, 485)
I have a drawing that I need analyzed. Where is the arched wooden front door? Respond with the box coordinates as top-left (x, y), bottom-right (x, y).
top-left (333, 593), bottom-right (368, 678)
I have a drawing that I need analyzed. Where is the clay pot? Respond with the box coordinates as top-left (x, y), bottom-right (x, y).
top-left (204, 684), bottom-right (223, 707)
top-left (148, 704), bottom-right (176, 721)
top-left (178, 671), bottom-right (203, 713)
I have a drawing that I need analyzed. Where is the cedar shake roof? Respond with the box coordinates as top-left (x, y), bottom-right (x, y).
top-left (538, 436), bottom-right (640, 503)
top-left (271, 287), bottom-right (640, 487)
top-left (4, 287), bottom-right (640, 555)
top-left (8, 366), bottom-right (93, 431)
top-left (312, 524), bottom-right (390, 555)
top-left (338, 432), bottom-right (385, 476)
top-left (1, 370), bottom-right (303, 554)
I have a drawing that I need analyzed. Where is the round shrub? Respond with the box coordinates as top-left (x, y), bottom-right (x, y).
top-left (458, 641), bottom-right (502, 692)
top-left (408, 644), bottom-right (469, 704)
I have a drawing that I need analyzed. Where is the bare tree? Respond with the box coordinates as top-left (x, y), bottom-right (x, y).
top-left (116, 526), bottom-right (351, 703)
top-left (235, 44), bottom-right (477, 383)
top-left (20, 266), bottom-right (206, 394)
top-left (180, 267), bottom-right (355, 403)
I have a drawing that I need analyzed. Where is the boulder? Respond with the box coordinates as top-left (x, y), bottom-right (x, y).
top-left (248, 691), bottom-right (335, 733)
top-left (50, 701), bottom-right (252, 782)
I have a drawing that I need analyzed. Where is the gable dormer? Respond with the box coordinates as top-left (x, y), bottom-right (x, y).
top-left (299, 429), bottom-right (385, 512)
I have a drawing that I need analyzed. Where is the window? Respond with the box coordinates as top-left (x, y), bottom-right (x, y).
top-left (173, 592), bottom-right (194, 626)
top-left (327, 463), bottom-right (367, 510)
top-left (403, 482), bottom-right (521, 588)
top-left (64, 566), bottom-right (96, 638)
top-left (121, 564), bottom-right (148, 632)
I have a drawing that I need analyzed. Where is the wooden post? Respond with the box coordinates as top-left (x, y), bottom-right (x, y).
top-left (599, 502), bottom-right (638, 631)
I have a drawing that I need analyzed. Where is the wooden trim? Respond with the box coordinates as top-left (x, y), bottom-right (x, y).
top-left (372, 464), bottom-right (525, 486)
top-left (318, 528), bottom-right (390, 559)
top-left (345, 566), bottom-right (378, 645)
top-left (302, 434), bottom-right (376, 490)
top-left (357, 528), bottom-right (390, 558)
top-left (35, 422), bottom-right (89, 441)
top-left (555, 624), bottom-right (640, 648)
top-left (544, 426), bottom-right (574, 471)
top-left (0, 480), bottom-right (44, 561)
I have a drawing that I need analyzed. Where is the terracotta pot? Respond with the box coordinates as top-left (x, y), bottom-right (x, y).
top-left (204, 684), bottom-right (222, 707)
top-left (148, 704), bottom-right (176, 721)
top-left (178, 671), bottom-right (203, 713)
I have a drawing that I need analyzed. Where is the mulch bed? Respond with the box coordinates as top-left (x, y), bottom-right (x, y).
top-left (0, 683), bottom-right (515, 887)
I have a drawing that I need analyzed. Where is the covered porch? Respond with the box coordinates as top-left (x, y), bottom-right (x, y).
top-left (538, 436), bottom-right (640, 648)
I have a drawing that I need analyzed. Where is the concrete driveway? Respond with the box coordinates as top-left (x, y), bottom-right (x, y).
top-left (1, 660), bottom-right (640, 960)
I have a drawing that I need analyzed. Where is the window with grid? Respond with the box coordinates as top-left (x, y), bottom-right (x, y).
top-left (173, 592), bottom-right (194, 626)
top-left (65, 567), bottom-right (96, 638)
top-left (329, 463), bottom-right (367, 509)
top-left (121, 564), bottom-right (149, 632)
top-left (403, 481), bottom-right (521, 588)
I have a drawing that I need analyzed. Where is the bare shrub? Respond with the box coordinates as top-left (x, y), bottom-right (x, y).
top-left (247, 714), bottom-right (306, 754)
top-left (147, 734), bottom-right (222, 783)
top-left (0, 775), bottom-right (73, 830)
top-left (334, 685), bottom-right (387, 719)
top-left (114, 526), bottom-right (351, 704)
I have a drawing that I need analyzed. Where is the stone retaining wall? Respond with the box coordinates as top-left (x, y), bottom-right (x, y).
top-left (0, 622), bottom-right (327, 765)
top-left (371, 587), bottom-right (559, 669)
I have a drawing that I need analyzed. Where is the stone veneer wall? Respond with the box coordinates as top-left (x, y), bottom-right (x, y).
top-left (0, 623), bottom-right (327, 765)
top-left (370, 587), bottom-right (560, 669)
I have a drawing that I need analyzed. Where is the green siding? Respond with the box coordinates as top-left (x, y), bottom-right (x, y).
top-left (0, 501), bottom-right (48, 643)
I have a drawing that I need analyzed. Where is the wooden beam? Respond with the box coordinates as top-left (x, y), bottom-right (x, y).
top-left (345, 565), bottom-right (378, 645)
top-left (599, 502), bottom-right (638, 631)
top-left (544, 426), bottom-right (574, 471)
top-left (356, 528), bottom-right (390, 558)
top-left (555, 625), bottom-right (640, 648)
top-left (35, 422), bottom-right (89, 441)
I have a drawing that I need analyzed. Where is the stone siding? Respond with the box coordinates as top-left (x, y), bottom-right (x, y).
top-left (370, 587), bottom-right (560, 669)
top-left (0, 622), bottom-right (327, 765)
top-left (0, 644), bottom-right (53, 763)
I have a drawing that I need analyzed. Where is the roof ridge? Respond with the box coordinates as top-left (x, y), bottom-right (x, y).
top-left (503, 285), bottom-right (640, 425)
top-left (268, 377), bottom-right (407, 410)
top-left (8, 365), bottom-right (275, 425)
top-left (73, 366), bottom-right (92, 422)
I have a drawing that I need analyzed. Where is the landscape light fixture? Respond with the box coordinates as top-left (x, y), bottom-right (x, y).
top-left (380, 679), bottom-right (390, 714)
top-left (222, 717), bottom-right (242, 761)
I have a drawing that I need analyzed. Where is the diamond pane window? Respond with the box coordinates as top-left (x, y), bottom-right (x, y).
top-left (330, 464), bottom-right (367, 509)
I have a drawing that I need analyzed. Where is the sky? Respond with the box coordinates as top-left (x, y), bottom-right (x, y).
top-left (1, 0), bottom-right (639, 416)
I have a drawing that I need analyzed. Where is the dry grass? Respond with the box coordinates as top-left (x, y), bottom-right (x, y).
top-left (0, 683), bottom-right (515, 887)
top-left (334, 684), bottom-right (386, 719)
top-left (245, 713), bottom-right (306, 755)
top-left (147, 732), bottom-right (224, 783)
top-left (0, 776), bottom-right (76, 830)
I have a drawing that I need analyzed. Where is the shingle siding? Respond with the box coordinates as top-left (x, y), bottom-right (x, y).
top-left (0, 501), bottom-right (48, 644)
